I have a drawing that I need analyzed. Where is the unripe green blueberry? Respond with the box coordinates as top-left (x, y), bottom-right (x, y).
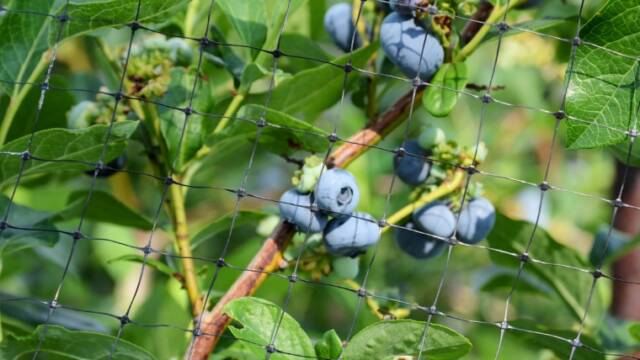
top-left (418, 126), bottom-right (446, 149)
top-left (332, 257), bottom-right (359, 279)
top-left (167, 38), bottom-right (194, 67)
top-left (292, 156), bottom-right (324, 194)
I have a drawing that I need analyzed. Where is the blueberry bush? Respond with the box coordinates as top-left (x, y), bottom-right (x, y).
top-left (0, 0), bottom-right (640, 359)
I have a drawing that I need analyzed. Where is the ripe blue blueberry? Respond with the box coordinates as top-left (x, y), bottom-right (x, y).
top-left (394, 140), bottom-right (431, 186)
top-left (324, 212), bottom-right (380, 257)
top-left (380, 12), bottom-right (444, 80)
top-left (395, 222), bottom-right (446, 259)
top-left (323, 3), bottom-right (362, 52)
top-left (390, 0), bottom-right (419, 17)
top-left (412, 201), bottom-right (456, 240)
top-left (279, 189), bottom-right (328, 233)
top-left (315, 168), bottom-right (360, 216)
top-left (456, 197), bottom-right (496, 244)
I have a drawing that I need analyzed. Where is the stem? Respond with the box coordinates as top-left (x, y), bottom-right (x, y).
top-left (212, 91), bottom-right (246, 135)
top-left (382, 170), bottom-right (465, 234)
top-left (454, 0), bottom-right (524, 62)
top-left (352, 0), bottom-right (369, 47)
top-left (0, 54), bottom-right (50, 146)
top-left (366, 13), bottom-right (384, 119)
top-left (184, 0), bottom-right (203, 38)
top-left (132, 101), bottom-right (203, 315)
top-left (186, 88), bottom-right (425, 360)
top-left (169, 177), bottom-right (204, 316)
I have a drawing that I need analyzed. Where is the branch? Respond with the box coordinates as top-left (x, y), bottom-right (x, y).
top-left (186, 88), bottom-right (425, 359)
top-left (611, 161), bottom-right (640, 320)
top-left (169, 178), bottom-right (203, 316)
top-left (460, 1), bottom-right (494, 46)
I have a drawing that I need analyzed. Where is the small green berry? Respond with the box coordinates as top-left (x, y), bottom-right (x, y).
top-left (292, 155), bottom-right (324, 193)
top-left (418, 126), bottom-right (446, 149)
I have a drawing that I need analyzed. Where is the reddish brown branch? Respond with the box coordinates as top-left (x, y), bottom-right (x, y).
top-left (187, 89), bottom-right (424, 359)
top-left (460, 1), bottom-right (494, 45)
top-left (612, 161), bottom-right (640, 320)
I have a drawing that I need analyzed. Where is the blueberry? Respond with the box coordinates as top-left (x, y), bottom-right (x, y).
top-left (279, 189), bottom-right (328, 233)
top-left (323, 3), bottom-right (362, 52)
top-left (412, 201), bottom-right (456, 240)
top-left (390, 0), bottom-right (419, 17)
top-left (315, 168), bottom-right (360, 216)
top-left (395, 222), bottom-right (446, 259)
top-left (86, 154), bottom-right (127, 178)
top-left (380, 12), bottom-right (444, 80)
top-left (167, 38), bottom-right (194, 67)
top-left (456, 197), bottom-right (496, 244)
top-left (332, 256), bottom-right (360, 279)
top-left (418, 127), bottom-right (446, 149)
top-left (324, 212), bottom-right (380, 257)
top-left (516, 0), bottom-right (543, 9)
top-left (394, 140), bottom-right (431, 186)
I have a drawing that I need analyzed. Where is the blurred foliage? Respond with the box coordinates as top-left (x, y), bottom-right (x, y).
top-left (0, 0), bottom-right (639, 359)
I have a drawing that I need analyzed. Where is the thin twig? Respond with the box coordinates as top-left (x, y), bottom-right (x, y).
top-left (466, 83), bottom-right (505, 91)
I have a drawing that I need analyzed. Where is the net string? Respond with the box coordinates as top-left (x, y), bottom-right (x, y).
top-left (340, 0), bottom-right (450, 355)
top-left (186, 0), bottom-right (301, 357)
top-left (0, 0), bottom-right (636, 360)
top-left (2, 1), bottom-right (638, 63)
top-left (3, 278), bottom-right (640, 360)
top-left (414, 0), bottom-right (515, 356)
top-left (492, 0), bottom-right (588, 358)
top-left (0, 1), bottom-right (73, 358)
top-left (106, 0), bottom-right (222, 357)
top-left (263, 1), bottom-right (370, 358)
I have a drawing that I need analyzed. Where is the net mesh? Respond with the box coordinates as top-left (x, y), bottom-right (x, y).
top-left (0, 0), bottom-right (639, 359)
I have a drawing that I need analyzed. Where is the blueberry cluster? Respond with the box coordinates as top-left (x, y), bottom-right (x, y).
top-left (392, 129), bottom-right (496, 258)
top-left (381, 1), bottom-right (443, 81)
top-left (396, 197), bottom-right (496, 259)
top-left (279, 166), bottom-right (380, 258)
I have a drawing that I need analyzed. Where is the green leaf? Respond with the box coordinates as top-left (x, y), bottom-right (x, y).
top-left (212, 339), bottom-right (259, 360)
top-left (564, 0), bottom-right (640, 149)
top-left (248, 45), bottom-right (377, 115)
top-left (0, 294), bottom-right (109, 333)
top-left (315, 329), bottom-right (343, 360)
top-left (215, 0), bottom-right (268, 59)
top-left (191, 211), bottom-right (266, 249)
top-left (0, 325), bottom-right (156, 360)
top-left (0, 0), bottom-right (189, 96)
top-left (224, 297), bottom-right (316, 359)
top-left (629, 323), bottom-right (640, 341)
top-left (486, 214), bottom-right (605, 327)
top-left (52, 190), bottom-right (154, 230)
top-left (0, 121), bottom-right (138, 186)
top-left (279, 33), bottom-right (331, 73)
top-left (211, 104), bottom-right (328, 156)
top-left (157, 68), bottom-right (214, 172)
top-left (424, 63), bottom-right (468, 117)
top-left (343, 320), bottom-right (471, 360)
top-left (611, 140), bottom-right (640, 166)
top-left (107, 254), bottom-right (181, 281)
top-left (477, 267), bottom-right (551, 297)
top-left (0, 195), bottom-right (59, 256)
top-left (508, 320), bottom-right (604, 360)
